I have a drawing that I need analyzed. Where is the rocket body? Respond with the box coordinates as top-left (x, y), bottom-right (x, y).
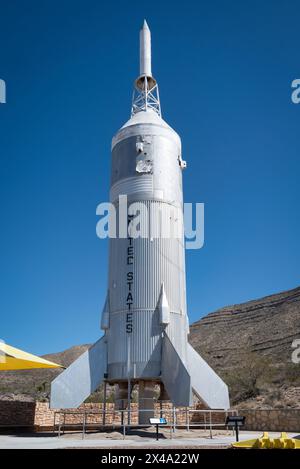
top-left (106, 111), bottom-right (187, 381)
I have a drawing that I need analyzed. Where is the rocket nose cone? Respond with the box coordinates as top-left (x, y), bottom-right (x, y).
top-left (142, 19), bottom-right (150, 30)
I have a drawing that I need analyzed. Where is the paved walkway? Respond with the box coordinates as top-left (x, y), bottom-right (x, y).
top-left (0, 430), bottom-right (298, 449)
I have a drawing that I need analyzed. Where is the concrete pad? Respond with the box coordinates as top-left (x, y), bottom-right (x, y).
top-left (0, 430), bottom-right (298, 449)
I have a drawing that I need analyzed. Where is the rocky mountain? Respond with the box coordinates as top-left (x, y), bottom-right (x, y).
top-left (189, 286), bottom-right (300, 369)
top-left (1, 286), bottom-right (299, 407)
top-left (189, 286), bottom-right (300, 407)
top-left (43, 344), bottom-right (90, 368)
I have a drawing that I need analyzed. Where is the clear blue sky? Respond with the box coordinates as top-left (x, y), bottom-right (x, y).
top-left (0, 0), bottom-right (299, 355)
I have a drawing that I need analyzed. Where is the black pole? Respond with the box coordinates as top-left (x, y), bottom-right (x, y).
top-left (156, 424), bottom-right (159, 441)
top-left (235, 422), bottom-right (239, 442)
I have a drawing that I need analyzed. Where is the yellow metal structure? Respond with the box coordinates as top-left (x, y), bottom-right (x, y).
top-left (232, 431), bottom-right (300, 449)
top-left (0, 342), bottom-right (62, 370)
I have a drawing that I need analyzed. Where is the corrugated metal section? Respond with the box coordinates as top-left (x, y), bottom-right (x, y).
top-left (110, 175), bottom-right (153, 203)
top-left (107, 309), bottom-right (162, 379)
top-left (107, 310), bottom-right (161, 363)
top-left (107, 197), bottom-right (188, 378)
top-left (107, 113), bottom-right (188, 381)
top-left (108, 200), bottom-right (186, 314)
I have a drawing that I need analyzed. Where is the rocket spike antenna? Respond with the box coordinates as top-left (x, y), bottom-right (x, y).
top-left (131, 20), bottom-right (161, 117)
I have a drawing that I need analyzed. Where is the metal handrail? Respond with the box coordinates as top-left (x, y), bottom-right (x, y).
top-left (53, 407), bottom-right (238, 440)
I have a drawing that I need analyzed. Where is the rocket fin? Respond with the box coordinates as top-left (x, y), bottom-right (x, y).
top-left (161, 332), bottom-right (192, 406)
top-left (101, 291), bottom-right (110, 330)
top-left (187, 343), bottom-right (230, 409)
top-left (50, 336), bottom-right (107, 409)
top-left (161, 332), bottom-right (230, 409)
top-left (157, 283), bottom-right (170, 326)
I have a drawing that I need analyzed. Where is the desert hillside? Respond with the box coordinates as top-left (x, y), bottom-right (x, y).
top-left (189, 286), bottom-right (300, 407)
top-left (189, 286), bottom-right (300, 367)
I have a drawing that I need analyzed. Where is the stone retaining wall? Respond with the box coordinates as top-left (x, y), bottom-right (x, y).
top-left (1, 401), bottom-right (299, 432)
top-left (240, 409), bottom-right (300, 432)
top-left (0, 401), bottom-right (228, 430)
top-left (35, 402), bottom-right (227, 429)
top-left (0, 401), bottom-right (36, 427)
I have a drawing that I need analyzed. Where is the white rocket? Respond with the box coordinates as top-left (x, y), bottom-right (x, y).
top-left (50, 21), bottom-right (229, 418)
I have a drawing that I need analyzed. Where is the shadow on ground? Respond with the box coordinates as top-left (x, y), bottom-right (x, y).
top-left (0, 431), bottom-right (56, 438)
top-left (125, 429), bottom-right (167, 439)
